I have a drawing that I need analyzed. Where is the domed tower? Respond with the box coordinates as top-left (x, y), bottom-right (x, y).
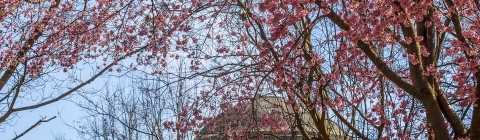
top-left (195, 96), bottom-right (351, 140)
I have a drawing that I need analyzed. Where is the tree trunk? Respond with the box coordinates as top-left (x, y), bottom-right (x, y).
top-left (424, 97), bottom-right (451, 140)
top-left (471, 104), bottom-right (480, 139)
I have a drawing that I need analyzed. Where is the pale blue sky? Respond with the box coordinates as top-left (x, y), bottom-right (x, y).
top-left (3, 99), bottom-right (81, 140)
top-left (1, 69), bottom-right (113, 140)
top-left (0, 51), bottom-right (201, 140)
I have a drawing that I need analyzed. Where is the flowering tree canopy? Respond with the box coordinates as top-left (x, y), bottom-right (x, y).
top-left (0, 0), bottom-right (188, 130)
top-left (2, 0), bottom-right (480, 140)
top-left (167, 0), bottom-right (480, 140)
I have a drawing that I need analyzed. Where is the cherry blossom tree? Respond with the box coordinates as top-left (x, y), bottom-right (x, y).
top-left (0, 0), bottom-right (195, 138)
top-left (305, 0), bottom-right (479, 139)
top-left (3, 0), bottom-right (480, 140)
top-left (161, 0), bottom-right (480, 140)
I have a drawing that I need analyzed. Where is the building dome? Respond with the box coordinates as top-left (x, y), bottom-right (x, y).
top-left (195, 96), bottom-right (351, 140)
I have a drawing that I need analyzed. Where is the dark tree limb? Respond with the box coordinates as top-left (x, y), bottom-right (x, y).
top-left (12, 116), bottom-right (57, 140)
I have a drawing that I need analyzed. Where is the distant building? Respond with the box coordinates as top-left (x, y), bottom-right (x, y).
top-left (195, 96), bottom-right (351, 140)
